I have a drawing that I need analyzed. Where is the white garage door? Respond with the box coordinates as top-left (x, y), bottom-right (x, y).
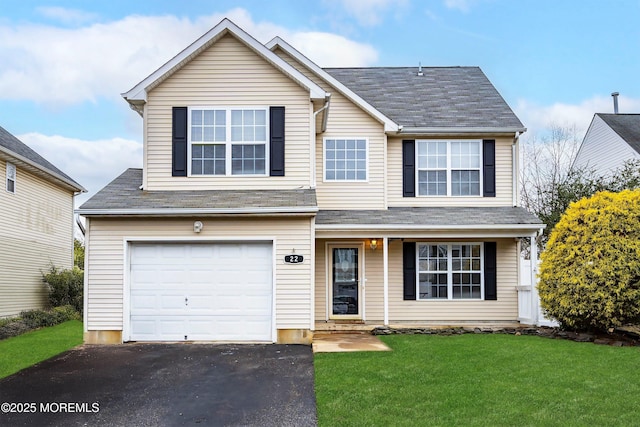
top-left (129, 242), bottom-right (273, 342)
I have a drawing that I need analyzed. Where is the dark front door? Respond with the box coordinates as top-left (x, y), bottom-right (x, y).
top-left (331, 247), bottom-right (360, 317)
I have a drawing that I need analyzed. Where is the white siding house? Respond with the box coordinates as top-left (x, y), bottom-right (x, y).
top-left (574, 113), bottom-right (640, 175)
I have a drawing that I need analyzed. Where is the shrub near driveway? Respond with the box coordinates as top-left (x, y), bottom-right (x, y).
top-left (314, 334), bottom-right (640, 427)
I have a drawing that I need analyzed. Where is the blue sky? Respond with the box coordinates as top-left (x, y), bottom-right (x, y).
top-left (2, 0), bottom-right (639, 204)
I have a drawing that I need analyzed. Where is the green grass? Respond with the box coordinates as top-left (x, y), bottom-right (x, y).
top-left (0, 320), bottom-right (83, 379)
top-left (315, 334), bottom-right (640, 426)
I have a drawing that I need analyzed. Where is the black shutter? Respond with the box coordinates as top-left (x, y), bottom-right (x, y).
top-left (483, 139), bottom-right (496, 197)
top-left (270, 106), bottom-right (285, 176)
top-left (403, 242), bottom-right (417, 300)
top-left (402, 140), bottom-right (415, 197)
top-left (172, 107), bottom-right (188, 177)
top-left (484, 242), bottom-right (497, 300)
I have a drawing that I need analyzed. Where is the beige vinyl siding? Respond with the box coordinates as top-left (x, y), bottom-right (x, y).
top-left (273, 47), bottom-right (387, 209)
top-left (85, 217), bottom-right (313, 331)
top-left (387, 136), bottom-right (514, 206)
top-left (144, 34), bottom-right (312, 190)
top-left (387, 239), bottom-right (519, 322)
top-left (314, 239), bottom-right (518, 323)
top-left (0, 163), bottom-right (74, 317)
top-left (315, 94), bottom-right (386, 209)
top-left (313, 239), bottom-right (385, 323)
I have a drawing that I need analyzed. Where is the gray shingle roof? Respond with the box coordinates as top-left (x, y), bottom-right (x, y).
top-left (597, 114), bottom-right (640, 154)
top-left (0, 125), bottom-right (84, 191)
top-left (324, 67), bottom-right (524, 130)
top-left (316, 207), bottom-right (542, 227)
top-left (78, 169), bottom-right (318, 213)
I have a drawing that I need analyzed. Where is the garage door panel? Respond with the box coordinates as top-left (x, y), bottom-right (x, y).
top-left (129, 242), bottom-right (273, 342)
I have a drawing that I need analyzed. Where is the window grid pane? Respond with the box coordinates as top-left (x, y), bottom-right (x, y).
top-left (325, 139), bottom-right (367, 181)
top-left (231, 109), bottom-right (267, 143)
top-left (231, 144), bottom-right (265, 175)
top-left (191, 109), bottom-right (226, 142)
top-left (418, 245), bottom-right (448, 299)
top-left (191, 144), bottom-right (225, 175)
top-left (418, 243), bottom-right (482, 300)
top-left (451, 244), bottom-right (482, 299)
top-left (417, 141), bottom-right (481, 196)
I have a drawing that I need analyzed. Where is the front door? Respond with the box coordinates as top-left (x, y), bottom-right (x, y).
top-left (329, 246), bottom-right (362, 319)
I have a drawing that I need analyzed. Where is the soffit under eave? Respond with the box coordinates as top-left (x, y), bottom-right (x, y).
top-left (315, 227), bottom-right (542, 239)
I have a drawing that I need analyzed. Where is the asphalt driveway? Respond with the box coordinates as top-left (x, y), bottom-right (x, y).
top-left (0, 343), bottom-right (316, 426)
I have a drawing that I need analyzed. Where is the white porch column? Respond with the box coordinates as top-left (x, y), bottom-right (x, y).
top-left (530, 232), bottom-right (539, 325)
top-left (383, 237), bottom-right (389, 326)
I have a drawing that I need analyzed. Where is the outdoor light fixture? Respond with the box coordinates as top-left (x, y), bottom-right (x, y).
top-left (193, 221), bottom-right (203, 233)
top-left (370, 239), bottom-right (378, 251)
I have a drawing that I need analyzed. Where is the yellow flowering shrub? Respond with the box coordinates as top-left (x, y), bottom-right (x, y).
top-left (538, 189), bottom-right (640, 330)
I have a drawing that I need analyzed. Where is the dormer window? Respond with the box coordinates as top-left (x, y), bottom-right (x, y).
top-left (6, 162), bottom-right (15, 193)
top-left (188, 107), bottom-right (268, 176)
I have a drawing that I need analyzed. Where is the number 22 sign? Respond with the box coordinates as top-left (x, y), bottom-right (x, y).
top-left (284, 254), bottom-right (304, 264)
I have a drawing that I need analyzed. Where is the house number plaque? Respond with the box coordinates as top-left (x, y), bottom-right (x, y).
top-left (284, 254), bottom-right (304, 264)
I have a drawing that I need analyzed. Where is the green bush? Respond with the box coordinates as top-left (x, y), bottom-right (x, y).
top-left (538, 189), bottom-right (640, 331)
top-left (43, 266), bottom-right (83, 313)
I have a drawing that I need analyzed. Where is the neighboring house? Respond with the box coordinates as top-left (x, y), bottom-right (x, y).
top-left (573, 113), bottom-right (640, 175)
top-left (0, 126), bottom-right (85, 317)
top-left (77, 19), bottom-right (543, 345)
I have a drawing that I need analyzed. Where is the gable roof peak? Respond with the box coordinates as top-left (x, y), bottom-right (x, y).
top-left (122, 18), bottom-right (327, 115)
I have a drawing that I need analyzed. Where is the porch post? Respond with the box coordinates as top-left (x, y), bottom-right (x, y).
top-left (530, 232), bottom-right (539, 325)
top-left (383, 237), bottom-right (389, 326)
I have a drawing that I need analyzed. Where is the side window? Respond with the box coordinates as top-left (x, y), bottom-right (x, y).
top-left (324, 138), bottom-right (368, 181)
top-left (6, 162), bottom-right (16, 193)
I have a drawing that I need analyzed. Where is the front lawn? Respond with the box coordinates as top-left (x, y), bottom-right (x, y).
top-left (315, 334), bottom-right (640, 426)
top-left (0, 320), bottom-right (83, 379)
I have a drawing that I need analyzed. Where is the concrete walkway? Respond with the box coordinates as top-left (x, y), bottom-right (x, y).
top-left (312, 332), bottom-right (391, 353)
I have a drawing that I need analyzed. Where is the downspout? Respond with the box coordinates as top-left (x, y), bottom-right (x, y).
top-left (512, 131), bottom-right (521, 207)
top-left (312, 95), bottom-right (331, 188)
top-left (314, 95), bottom-right (331, 133)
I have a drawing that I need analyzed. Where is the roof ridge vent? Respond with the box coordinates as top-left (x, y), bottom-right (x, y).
top-left (417, 62), bottom-right (423, 76)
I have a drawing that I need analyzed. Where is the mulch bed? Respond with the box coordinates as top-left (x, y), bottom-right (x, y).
top-left (372, 325), bottom-right (640, 347)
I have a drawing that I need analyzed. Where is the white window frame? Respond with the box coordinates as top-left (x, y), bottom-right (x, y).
top-left (416, 242), bottom-right (484, 300)
top-left (6, 162), bottom-right (16, 194)
top-left (416, 140), bottom-right (482, 197)
top-left (323, 137), bottom-right (369, 182)
top-left (187, 106), bottom-right (270, 177)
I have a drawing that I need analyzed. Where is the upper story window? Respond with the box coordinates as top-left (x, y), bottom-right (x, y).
top-left (6, 162), bottom-right (16, 193)
top-left (417, 140), bottom-right (481, 196)
top-left (189, 107), bottom-right (268, 176)
top-left (324, 138), bottom-right (368, 181)
top-left (418, 243), bottom-right (483, 300)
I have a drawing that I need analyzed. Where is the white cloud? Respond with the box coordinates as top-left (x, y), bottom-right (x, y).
top-left (18, 133), bottom-right (143, 206)
top-left (515, 95), bottom-right (640, 140)
top-left (0, 8), bottom-right (378, 107)
top-left (36, 7), bottom-right (99, 25)
top-left (332, 0), bottom-right (408, 26)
